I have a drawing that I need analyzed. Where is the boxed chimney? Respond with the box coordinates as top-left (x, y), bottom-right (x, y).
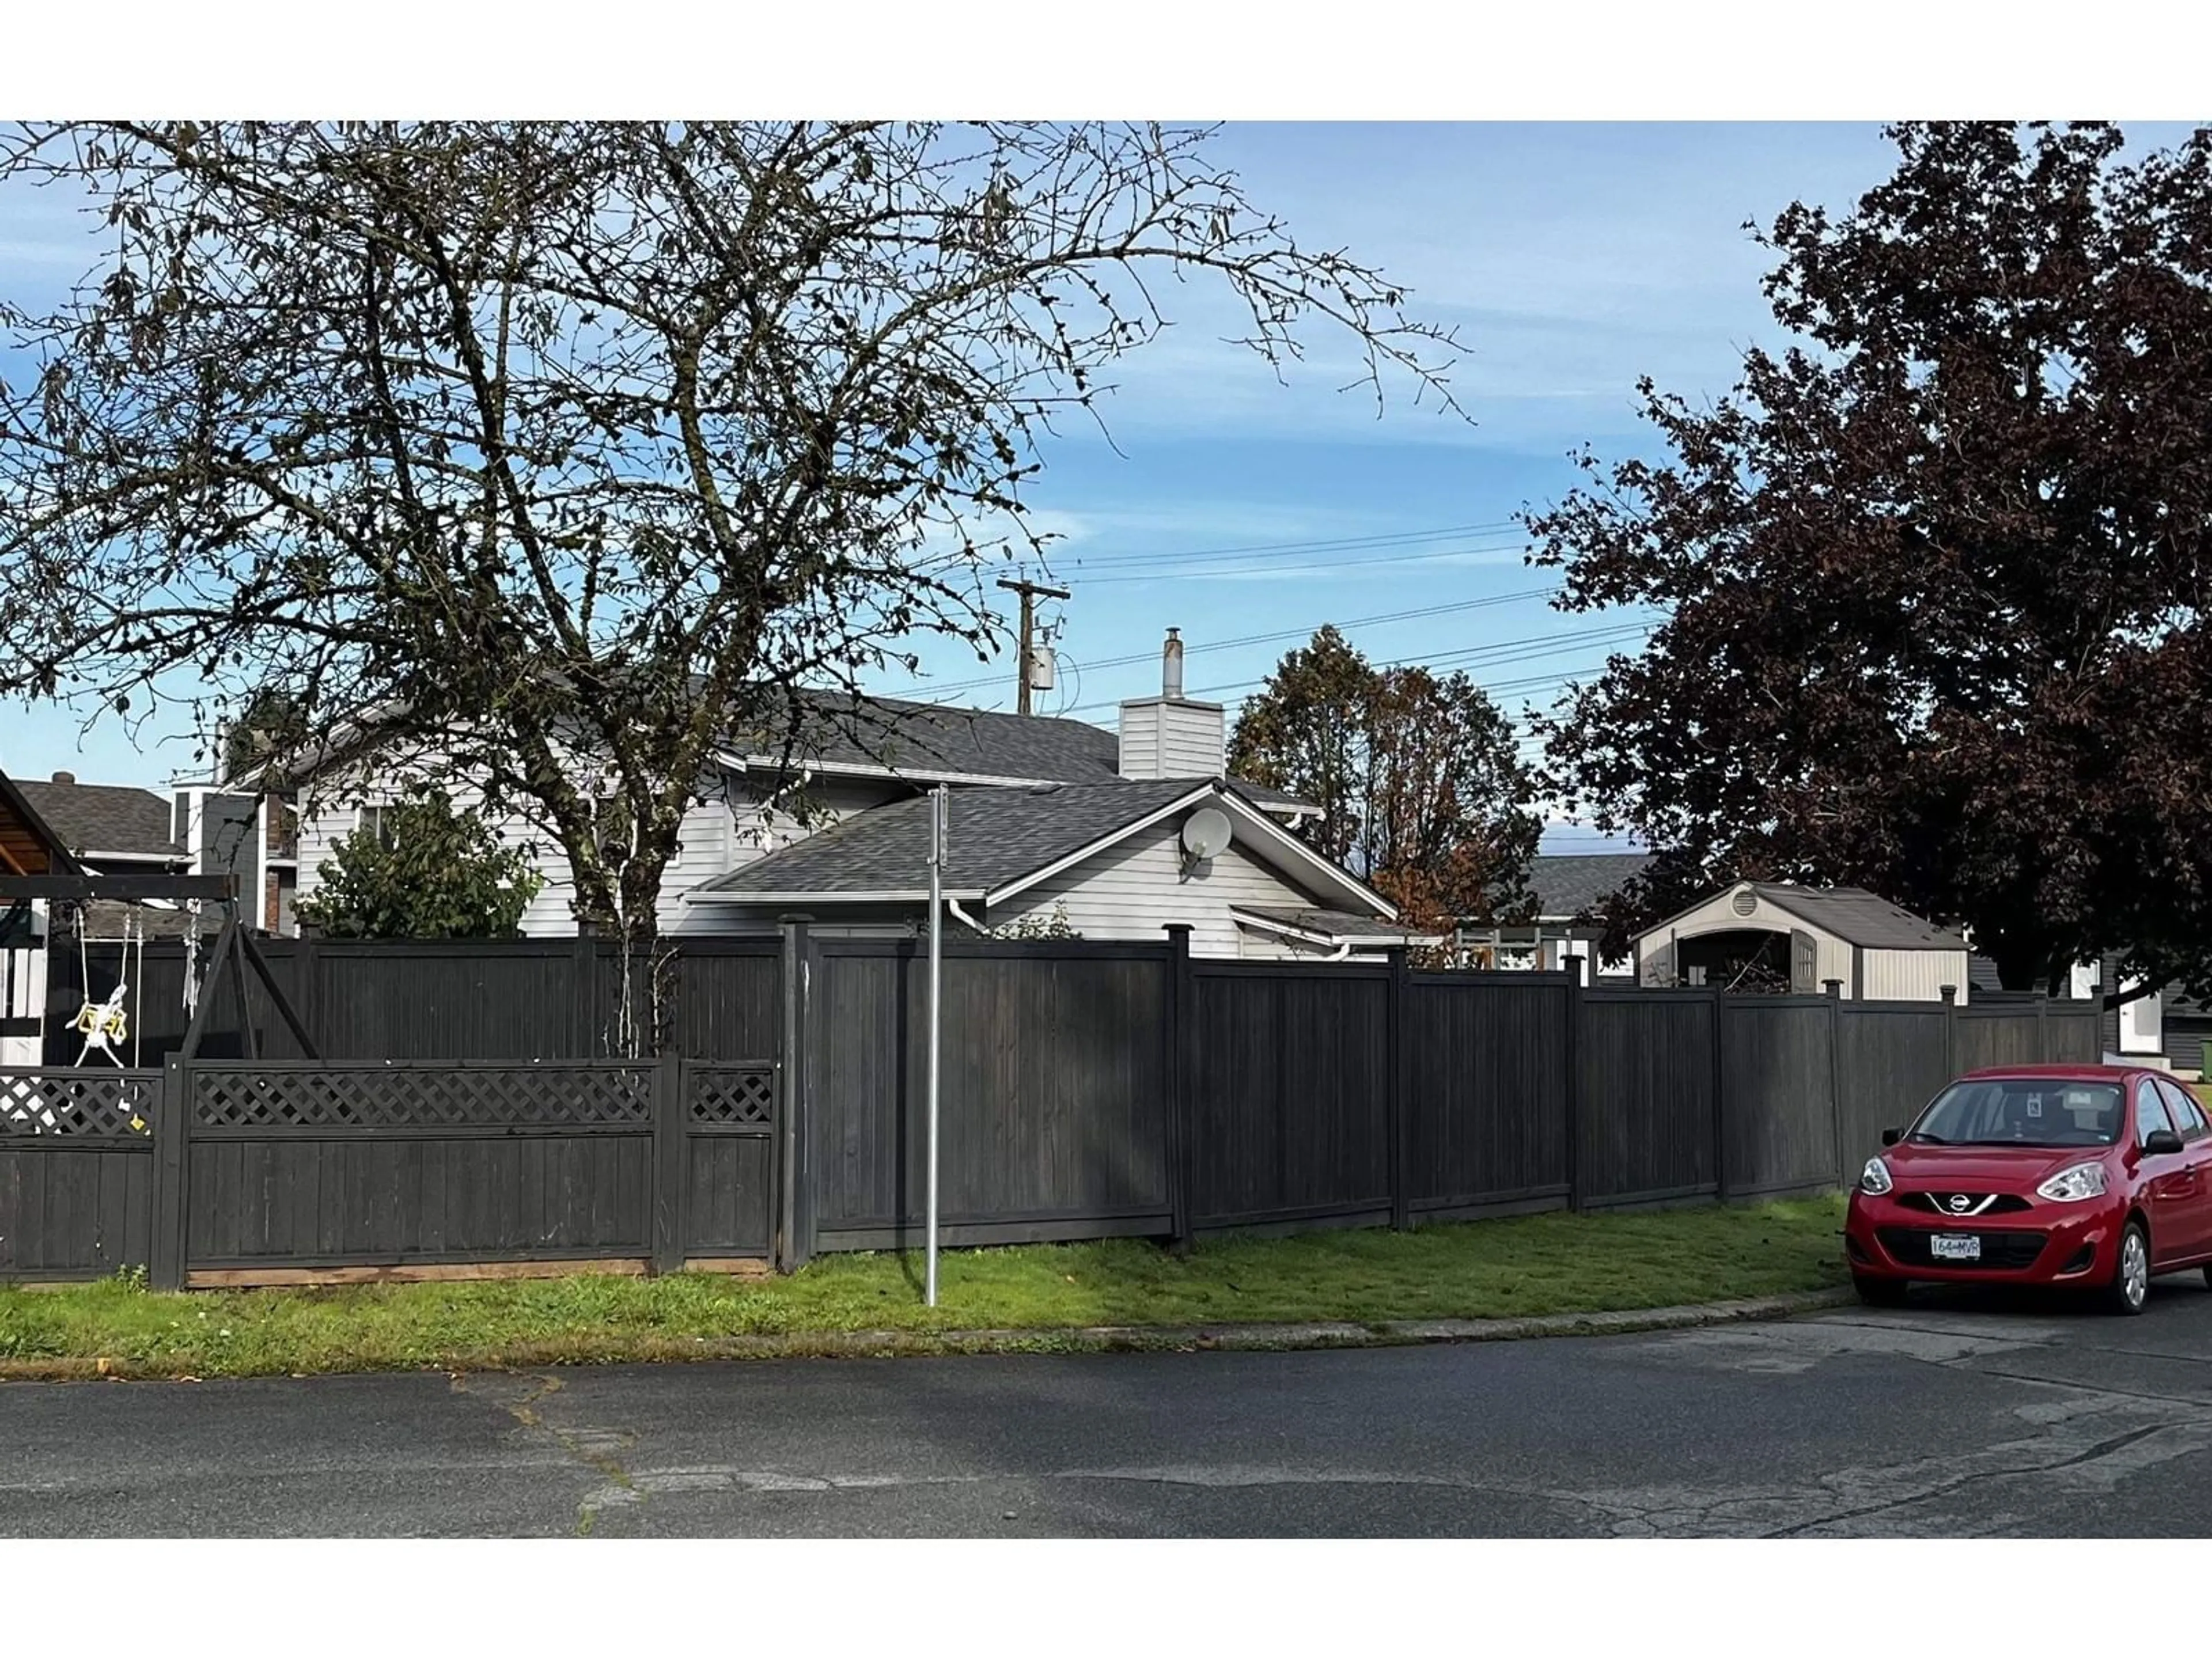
top-left (1118, 627), bottom-right (1224, 780)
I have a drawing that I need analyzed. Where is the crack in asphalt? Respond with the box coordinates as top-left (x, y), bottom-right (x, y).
top-left (547, 1310), bottom-right (2212, 1537)
top-left (448, 1371), bottom-right (637, 1536)
top-left (1758, 1424), bottom-right (2168, 1538)
top-left (1544, 1308), bottom-right (2212, 1537)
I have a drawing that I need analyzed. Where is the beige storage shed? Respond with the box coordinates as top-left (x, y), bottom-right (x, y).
top-left (1633, 882), bottom-right (1971, 1002)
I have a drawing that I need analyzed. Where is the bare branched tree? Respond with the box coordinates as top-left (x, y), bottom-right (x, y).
top-left (0, 122), bottom-right (1464, 1020)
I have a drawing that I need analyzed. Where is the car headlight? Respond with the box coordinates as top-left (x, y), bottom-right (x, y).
top-left (1858, 1157), bottom-right (1893, 1196)
top-left (2036, 1162), bottom-right (2109, 1203)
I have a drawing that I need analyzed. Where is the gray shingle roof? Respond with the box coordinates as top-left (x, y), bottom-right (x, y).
top-left (1747, 884), bottom-right (1967, 950)
top-left (1232, 906), bottom-right (1442, 942)
top-left (727, 691), bottom-right (1122, 783)
top-left (719, 689), bottom-right (1313, 812)
top-left (13, 779), bottom-right (182, 861)
top-left (1529, 853), bottom-right (1649, 919)
top-left (691, 778), bottom-right (1211, 899)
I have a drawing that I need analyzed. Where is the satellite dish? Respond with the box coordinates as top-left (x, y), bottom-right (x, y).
top-left (1181, 808), bottom-right (1233, 863)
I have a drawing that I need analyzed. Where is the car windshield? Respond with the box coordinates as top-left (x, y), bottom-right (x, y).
top-left (1908, 1080), bottom-right (2122, 1148)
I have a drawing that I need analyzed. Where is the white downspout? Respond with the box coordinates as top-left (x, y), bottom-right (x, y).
top-left (946, 897), bottom-right (987, 935)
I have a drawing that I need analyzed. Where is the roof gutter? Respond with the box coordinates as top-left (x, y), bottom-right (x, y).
top-left (682, 887), bottom-right (988, 906)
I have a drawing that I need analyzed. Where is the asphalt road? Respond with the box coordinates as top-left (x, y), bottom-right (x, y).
top-left (6, 1275), bottom-right (2211, 1536)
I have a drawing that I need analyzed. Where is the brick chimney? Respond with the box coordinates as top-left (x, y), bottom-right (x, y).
top-left (1118, 627), bottom-right (1225, 780)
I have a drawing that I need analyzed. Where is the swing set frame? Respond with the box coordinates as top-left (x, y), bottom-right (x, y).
top-left (0, 870), bottom-right (320, 1063)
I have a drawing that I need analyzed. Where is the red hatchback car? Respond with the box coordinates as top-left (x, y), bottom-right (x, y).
top-left (1844, 1065), bottom-right (2212, 1315)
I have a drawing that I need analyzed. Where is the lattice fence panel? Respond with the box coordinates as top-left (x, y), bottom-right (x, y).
top-left (687, 1065), bottom-right (775, 1130)
top-left (0, 1069), bottom-right (159, 1138)
top-left (191, 1065), bottom-right (654, 1130)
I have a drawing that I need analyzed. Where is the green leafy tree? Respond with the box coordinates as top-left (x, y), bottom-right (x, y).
top-left (296, 789), bottom-right (543, 938)
top-left (1526, 122), bottom-right (2212, 997)
top-left (1229, 628), bottom-right (1540, 935)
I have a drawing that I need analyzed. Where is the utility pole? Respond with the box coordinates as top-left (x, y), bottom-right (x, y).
top-left (996, 575), bottom-right (1070, 716)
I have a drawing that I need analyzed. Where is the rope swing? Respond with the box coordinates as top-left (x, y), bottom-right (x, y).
top-left (70, 902), bottom-right (146, 1067)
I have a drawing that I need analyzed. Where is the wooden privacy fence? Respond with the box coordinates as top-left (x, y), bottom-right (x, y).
top-left (784, 929), bottom-right (2103, 1249)
top-left (2, 1056), bottom-right (778, 1287)
top-left (3, 925), bottom-right (2103, 1286)
top-left (39, 934), bottom-right (783, 1065)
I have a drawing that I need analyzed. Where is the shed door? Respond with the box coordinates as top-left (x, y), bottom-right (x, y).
top-left (1790, 929), bottom-right (1819, 995)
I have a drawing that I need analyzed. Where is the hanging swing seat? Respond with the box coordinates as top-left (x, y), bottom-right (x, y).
top-left (73, 982), bottom-right (131, 1063)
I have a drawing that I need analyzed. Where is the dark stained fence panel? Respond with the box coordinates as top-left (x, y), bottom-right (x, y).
top-left (1403, 974), bottom-right (1572, 1216)
top-left (1718, 998), bottom-right (1838, 1197)
top-left (1954, 1009), bottom-right (2047, 1074)
top-left (672, 946), bottom-right (782, 1062)
top-left (309, 944), bottom-right (590, 1059)
top-left (180, 1061), bottom-right (655, 1270)
top-left (1189, 965), bottom-right (1392, 1231)
top-left (1577, 992), bottom-right (1717, 1207)
top-left (1835, 1005), bottom-right (1952, 1165)
top-left (683, 1062), bottom-right (777, 1257)
top-left (2043, 1006), bottom-right (2101, 1063)
top-left (0, 1069), bottom-right (160, 1279)
top-left (808, 942), bottom-right (1174, 1249)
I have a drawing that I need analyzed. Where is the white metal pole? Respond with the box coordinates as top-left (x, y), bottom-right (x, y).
top-left (926, 783), bottom-right (945, 1306)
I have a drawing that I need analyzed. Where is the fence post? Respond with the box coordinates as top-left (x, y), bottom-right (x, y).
top-left (650, 1051), bottom-right (685, 1275)
top-left (1164, 923), bottom-right (1195, 1251)
top-left (1387, 946), bottom-right (1411, 1231)
top-left (775, 915), bottom-right (812, 1273)
top-left (1826, 979), bottom-right (1846, 1189)
top-left (150, 1058), bottom-right (190, 1291)
top-left (2035, 994), bottom-right (2050, 1060)
top-left (571, 926), bottom-right (599, 1058)
top-left (1710, 987), bottom-right (1729, 1202)
top-left (1941, 984), bottom-right (1959, 1075)
top-left (1563, 961), bottom-right (1584, 1213)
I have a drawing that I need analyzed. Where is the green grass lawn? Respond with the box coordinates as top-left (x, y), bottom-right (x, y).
top-left (0, 1196), bottom-right (1848, 1380)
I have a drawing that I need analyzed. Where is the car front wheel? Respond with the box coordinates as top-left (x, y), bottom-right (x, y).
top-left (2104, 1222), bottom-right (2152, 1316)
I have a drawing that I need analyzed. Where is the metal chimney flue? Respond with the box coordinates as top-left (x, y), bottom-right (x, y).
top-left (1162, 627), bottom-right (1184, 700)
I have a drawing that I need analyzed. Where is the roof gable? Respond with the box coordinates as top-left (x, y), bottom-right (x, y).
top-left (0, 769), bottom-right (84, 878)
top-left (689, 778), bottom-right (1382, 914)
top-left (1643, 881), bottom-right (1968, 951)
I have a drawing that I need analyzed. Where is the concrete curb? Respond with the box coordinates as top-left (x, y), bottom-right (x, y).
top-left (698, 1286), bottom-right (1862, 1360)
top-left (0, 1286), bottom-right (1857, 1383)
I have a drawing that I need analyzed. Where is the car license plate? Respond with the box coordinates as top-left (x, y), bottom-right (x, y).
top-left (1930, 1233), bottom-right (1981, 1262)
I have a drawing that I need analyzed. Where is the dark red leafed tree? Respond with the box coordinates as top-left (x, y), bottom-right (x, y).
top-left (1525, 122), bottom-right (2212, 995)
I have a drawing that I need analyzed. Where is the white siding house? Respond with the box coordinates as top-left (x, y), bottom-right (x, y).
top-left (263, 630), bottom-right (1377, 954)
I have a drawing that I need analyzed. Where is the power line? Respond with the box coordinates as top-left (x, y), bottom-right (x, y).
top-left (907, 584), bottom-right (1566, 703)
top-left (1075, 538), bottom-right (1535, 585)
top-left (1075, 620), bottom-right (1650, 714)
top-left (1047, 518), bottom-right (1524, 571)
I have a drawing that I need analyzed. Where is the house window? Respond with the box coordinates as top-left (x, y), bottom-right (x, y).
top-left (357, 804), bottom-right (395, 847)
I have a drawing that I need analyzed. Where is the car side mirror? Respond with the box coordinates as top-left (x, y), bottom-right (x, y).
top-left (2144, 1128), bottom-right (2186, 1156)
top-left (1880, 1127), bottom-right (1902, 1147)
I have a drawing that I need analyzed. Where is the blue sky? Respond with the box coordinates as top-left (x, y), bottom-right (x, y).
top-left (6, 122), bottom-right (2195, 849)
